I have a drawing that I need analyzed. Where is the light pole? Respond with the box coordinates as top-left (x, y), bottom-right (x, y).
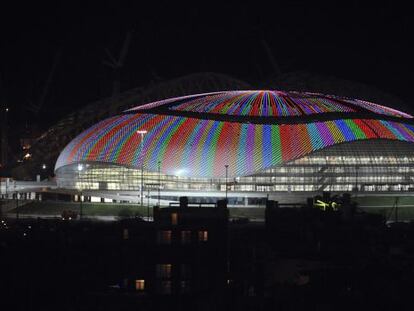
top-left (158, 160), bottom-right (161, 207)
top-left (137, 130), bottom-right (147, 207)
top-left (15, 191), bottom-right (19, 220)
top-left (225, 164), bottom-right (229, 201)
top-left (80, 190), bottom-right (83, 219)
top-left (147, 186), bottom-right (150, 220)
top-left (77, 164), bottom-right (84, 219)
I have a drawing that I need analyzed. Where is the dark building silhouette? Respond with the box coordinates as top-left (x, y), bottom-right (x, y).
top-left (91, 198), bottom-right (229, 310)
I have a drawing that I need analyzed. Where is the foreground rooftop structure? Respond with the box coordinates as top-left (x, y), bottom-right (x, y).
top-left (55, 90), bottom-right (414, 204)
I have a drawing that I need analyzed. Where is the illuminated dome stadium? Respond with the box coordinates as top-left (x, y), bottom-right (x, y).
top-left (55, 90), bottom-right (414, 203)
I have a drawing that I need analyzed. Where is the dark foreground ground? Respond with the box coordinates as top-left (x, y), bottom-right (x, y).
top-left (4, 194), bottom-right (414, 221)
top-left (2, 204), bottom-right (414, 311)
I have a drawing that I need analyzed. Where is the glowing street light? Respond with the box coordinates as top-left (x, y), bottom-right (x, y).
top-left (158, 160), bottom-right (161, 207)
top-left (225, 164), bottom-right (229, 201)
top-left (137, 130), bottom-right (147, 207)
top-left (78, 163), bottom-right (84, 219)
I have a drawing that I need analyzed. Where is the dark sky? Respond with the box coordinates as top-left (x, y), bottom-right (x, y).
top-left (1, 1), bottom-right (413, 131)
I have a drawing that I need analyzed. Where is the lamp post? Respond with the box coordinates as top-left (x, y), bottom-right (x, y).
top-left (225, 164), bottom-right (229, 201)
top-left (77, 164), bottom-right (84, 219)
top-left (158, 160), bottom-right (161, 207)
top-left (15, 191), bottom-right (19, 220)
top-left (80, 190), bottom-right (83, 219)
top-left (147, 186), bottom-right (150, 220)
top-left (137, 130), bottom-right (147, 207)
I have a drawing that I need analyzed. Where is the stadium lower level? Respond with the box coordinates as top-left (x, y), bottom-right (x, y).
top-left (54, 140), bottom-right (414, 205)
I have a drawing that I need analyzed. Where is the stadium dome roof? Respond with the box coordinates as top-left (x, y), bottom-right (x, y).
top-left (55, 90), bottom-right (414, 178)
top-left (128, 90), bottom-right (412, 118)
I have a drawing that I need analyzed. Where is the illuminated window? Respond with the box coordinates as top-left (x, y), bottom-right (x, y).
top-left (181, 230), bottom-right (192, 244)
top-left (123, 228), bottom-right (129, 240)
top-left (135, 279), bottom-right (145, 291)
top-left (157, 230), bottom-right (172, 244)
top-left (171, 212), bottom-right (178, 225)
top-left (198, 230), bottom-right (208, 242)
top-left (156, 264), bottom-right (172, 278)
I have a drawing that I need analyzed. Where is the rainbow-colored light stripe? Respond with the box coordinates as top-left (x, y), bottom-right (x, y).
top-left (55, 112), bottom-right (414, 178)
top-left (129, 91), bottom-right (412, 118)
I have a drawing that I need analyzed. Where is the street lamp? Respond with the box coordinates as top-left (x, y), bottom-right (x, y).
top-left (137, 130), bottom-right (147, 207)
top-left (158, 160), bottom-right (161, 207)
top-left (225, 164), bottom-right (229, 201)
top-left (15, 188), bottom-right (19, 220)
top-left (77, 163), bottom-right (84, 219)
top-left (41, 164), bottom-right (47, 180)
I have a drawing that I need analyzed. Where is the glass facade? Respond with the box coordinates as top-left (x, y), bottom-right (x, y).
top-left (56, 140), bottom-right (414, 195)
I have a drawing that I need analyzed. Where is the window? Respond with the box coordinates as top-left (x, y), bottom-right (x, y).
top-left (156, 264), bottom-right (172, 278)
top-left (180, 280), bottom-right (191, 294)
top-left (248, 285), bottom-right (255, 296)
top-left (158, 280), bottom-right (172, 294)
top-left (123, 228), bottom-right (129, 240)
top-left (181, 230), bottom-right (192, 244)
top-left (157, 230), bottom-right (172, 244)
top-left (171, 212), bottom-right (178, 225)
top-left (135, 279), bottom-right (145, 291)
top-left (198, 230), bottom-right (208, 242)
top-left (181, 264), bottom-right (191, 279)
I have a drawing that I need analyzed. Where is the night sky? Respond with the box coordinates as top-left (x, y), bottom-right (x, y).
top-left (1, 1), bottom-right (413, 131)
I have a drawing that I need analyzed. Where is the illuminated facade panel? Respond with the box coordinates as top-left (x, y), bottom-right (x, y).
top-left (55, 115), bottom-right (414, 179)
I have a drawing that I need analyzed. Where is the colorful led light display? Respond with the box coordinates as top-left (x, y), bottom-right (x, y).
top-left (128, 90), bottom-right (412, 118)
top-left (55, 111), bottom-right (414, 178)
